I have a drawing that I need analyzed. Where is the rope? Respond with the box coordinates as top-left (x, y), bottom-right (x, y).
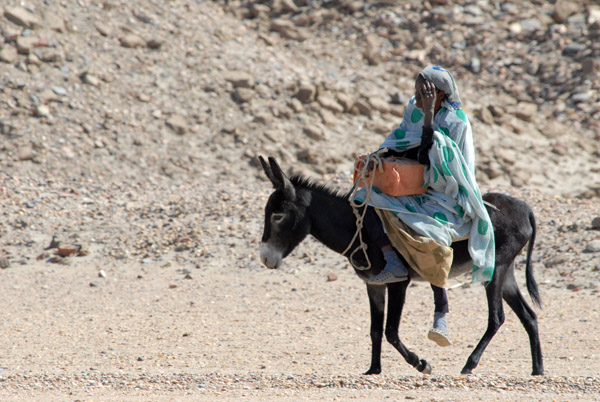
top-left (342, 150), bottom-right (386, 271)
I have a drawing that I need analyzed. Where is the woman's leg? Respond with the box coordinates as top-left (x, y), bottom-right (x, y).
top-left (363, 208), bottom-right (408, 283)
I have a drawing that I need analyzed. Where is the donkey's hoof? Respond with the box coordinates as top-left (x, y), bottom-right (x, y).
top-left (417, 359), bottom-right (432, 375)
top-left (364, 367), bottom-right (381, 375)
top-left (460, 367), bottom-right (473, 375)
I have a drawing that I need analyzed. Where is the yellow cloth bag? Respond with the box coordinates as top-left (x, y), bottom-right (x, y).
top-left (376, 209), bottom-right (453, 288)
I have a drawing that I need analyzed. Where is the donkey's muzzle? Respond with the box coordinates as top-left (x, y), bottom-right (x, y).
top-left (260, 242), bottom-right (283, 269)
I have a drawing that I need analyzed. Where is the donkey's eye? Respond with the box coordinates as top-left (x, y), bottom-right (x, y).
top-left (271, 213), bottom-right (285, 224)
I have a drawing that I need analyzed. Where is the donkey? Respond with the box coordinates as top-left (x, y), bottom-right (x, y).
top-left (258, 156), bottom-right (543, 376)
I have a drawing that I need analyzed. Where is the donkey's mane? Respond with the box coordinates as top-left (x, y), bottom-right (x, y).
top-left (289, 175), bottom-right (351, 200)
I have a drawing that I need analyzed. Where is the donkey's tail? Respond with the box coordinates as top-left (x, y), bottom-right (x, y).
top-left (525, 210), bottom-right (542, 308)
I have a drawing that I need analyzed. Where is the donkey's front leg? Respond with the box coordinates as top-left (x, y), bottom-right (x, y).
top-left (386, 281), bottom-right (432, 374)
top-left (364, 284), bottom-right (386, 375)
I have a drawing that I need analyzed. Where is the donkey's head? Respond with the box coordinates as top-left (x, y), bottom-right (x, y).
top-left (258, 156), bottom-right (311, 269)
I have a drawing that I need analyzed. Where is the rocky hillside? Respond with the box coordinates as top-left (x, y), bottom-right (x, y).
top-left (0, 0), bottom-right (599, 199)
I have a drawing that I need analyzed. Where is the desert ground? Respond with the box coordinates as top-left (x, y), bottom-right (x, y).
top-left (1, 0), bottom-right (600, 400)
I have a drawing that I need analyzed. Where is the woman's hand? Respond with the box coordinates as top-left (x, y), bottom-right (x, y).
top-left (418, 79), bottom-right (437, 127)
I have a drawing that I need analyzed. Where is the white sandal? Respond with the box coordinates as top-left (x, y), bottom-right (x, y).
top-left (428, 327), bottom-right (452, 347)
top-left (367, 270), bottom-right (408, 285)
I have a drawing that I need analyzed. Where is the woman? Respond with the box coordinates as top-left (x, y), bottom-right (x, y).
top-left (357, 66), bottom-right (495, 347)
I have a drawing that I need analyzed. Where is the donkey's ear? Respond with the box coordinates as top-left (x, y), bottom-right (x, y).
top-left (268, 156), bottom-right (296, 200)
top-left (258, 155), bottom-right (282, 188)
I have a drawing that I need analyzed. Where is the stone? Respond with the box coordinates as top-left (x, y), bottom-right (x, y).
top-left (553, 0), bottom-right (578, 23)
top-left (303, 125), bottom-right (326, 141)
top-left (120, 34), bottom-right (144, 48)
top-left (166, 115), bottom-right (188, 135)
top-left (146, 38), bottom-right (162, 50)
top-left (4, 6), bottom-right (41, 29)
top-left (35, 104), bottom-right (51, 117)
top-left (224, 71), bottom-right (254, 88)
top-left (354, 99), bottom-right (372, 117)
top-left (287, 98), bottom-right (304, 113)
top-left (270, 19), bottom-right (308, 41)
top-left (592, 217), bottom-right (600, 230)
top-left (16, 36), bottom-right (38, 54)
top-left (96, 22), bottom-right (113, 37)
top-left (80, 72), bottom-right (100, 86)
top-left (582, 58), bottom-right (598, 75)
top-left (17, 146), bottom-right (35, 161)
top-left (43, 11), bottom-right (65, 32)
top-left (253, 111), bottom-right (273, 125)
top-left (584, 240), bottom-right (600, 253)
top-left (233, 87), bottom-right (254, 103)
top-left (368, 97), bottom-right (390, 114)
top-left (0, 256), bottom-right (9, 269)
top-left (294, 83), bottom-right (316, 104)
top-left (514, 102), bottom-right (537, 122)
top-left (476, 106), bottom-right (494, 125)
top-left (58, 244), bottom-right (81, 257)
top-left (336, 93), bottom-right (354, 112)
top-left (0, 46), bottom-right (18, 63)
top-left (327, 273), bottom-right (338, 282)
top-left (317, 95), bottom-right (344, 113)
top-left (98, 270), bottom-right (107, 278)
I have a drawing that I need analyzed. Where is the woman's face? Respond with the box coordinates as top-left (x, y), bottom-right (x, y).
top-left (414, 75), bottom-right (444, 110)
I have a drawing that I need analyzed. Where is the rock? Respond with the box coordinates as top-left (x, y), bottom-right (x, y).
top-left (166, 115), bottom-right (188, 135)
top-left (80, 72), bottom-right (100, 86)
top-left (272, 0), bottom-right (298, 13)
top-left (553, 0), bottom-right (579, 23)
top-left (38, 49), bottom-right (62, 63)
top-left (592, 217), bottom-right (600, 230)
top-left (294, 83), bottom-right (316, 103)
top-left (98, 270), bottom-right (107, 278)
top-left (16, 36), bottom-right (38, 54)
top-left (232, 87), bottom-right (254, 103)
top-left (35, 104), bottom-right (51, 117)
top-left (17, 146), bottom-right (35, 161)
top-left (58, 244), bottom-right (81, 257)
top-left (0, 256), bottom-right (9, 269)
top-left (52, 86), bottom-right (67, 96)
top-left (287, 98), bottom-right (304, 113)
top-left (0, 46), bottom-right (18, 63)
top-left (96, 22), bottom-right (113, 37)
top-left (4, 6), bottom-right (41, 29)
top-left (317, 95), bottom-right (344, 113)
top-left (146, 38), bottom-right (162, 49)
top-left (390, 92), bottom-right (410, 105)
top-left (224, 71), bottom-right (254, 89)
top-left (303, 125), bottom-right (326, 141)
top-left (354, 99), bottom-right (372, 117)
top-left (43, 11), bottom-right (65, 32)
top-left (327, 273), bottom-right (338, 282)
top-left (469, 57), bottom-right (481, 73)
top-left (368, 97), bottom-right (390, 114)
top-left (270, 19), bottom-right (308, 41)
top-left (476, 106), bottom-right (494, 125)
top-left (582, 58), bottom-right (599, 75)
top-left (584, 240), bottom-right (600, 253)
top-left (120, 34), bottom-right (145, 48)
top-left (253, 111), bottom-right (273, 125)
top-left (514, 102), bottom-right (537, 122)
top-left (336, 93), bottom-right (354, 112)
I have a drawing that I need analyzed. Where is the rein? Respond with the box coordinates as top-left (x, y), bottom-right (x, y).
top-left (342, 150), bottom-right (385, 271)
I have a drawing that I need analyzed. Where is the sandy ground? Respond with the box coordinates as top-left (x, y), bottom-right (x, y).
top-left (0, 180), bottom-right (599, 401)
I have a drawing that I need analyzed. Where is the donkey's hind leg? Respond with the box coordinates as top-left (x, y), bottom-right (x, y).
top-left (461, 269), bottom-right (506, 374)
top-left (502, 267), bottom-right (544, 375)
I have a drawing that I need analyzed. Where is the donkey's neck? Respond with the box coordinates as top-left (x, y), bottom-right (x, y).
top-left (305, 187), bottom-right (357, 256)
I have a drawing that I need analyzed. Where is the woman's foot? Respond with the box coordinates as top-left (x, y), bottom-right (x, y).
top-left (428, 312), bottom-right (451, 347)
top-left (368, 249), bottom-right (409, 284)
top-left (368, 270), bottom-right (408, 284)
